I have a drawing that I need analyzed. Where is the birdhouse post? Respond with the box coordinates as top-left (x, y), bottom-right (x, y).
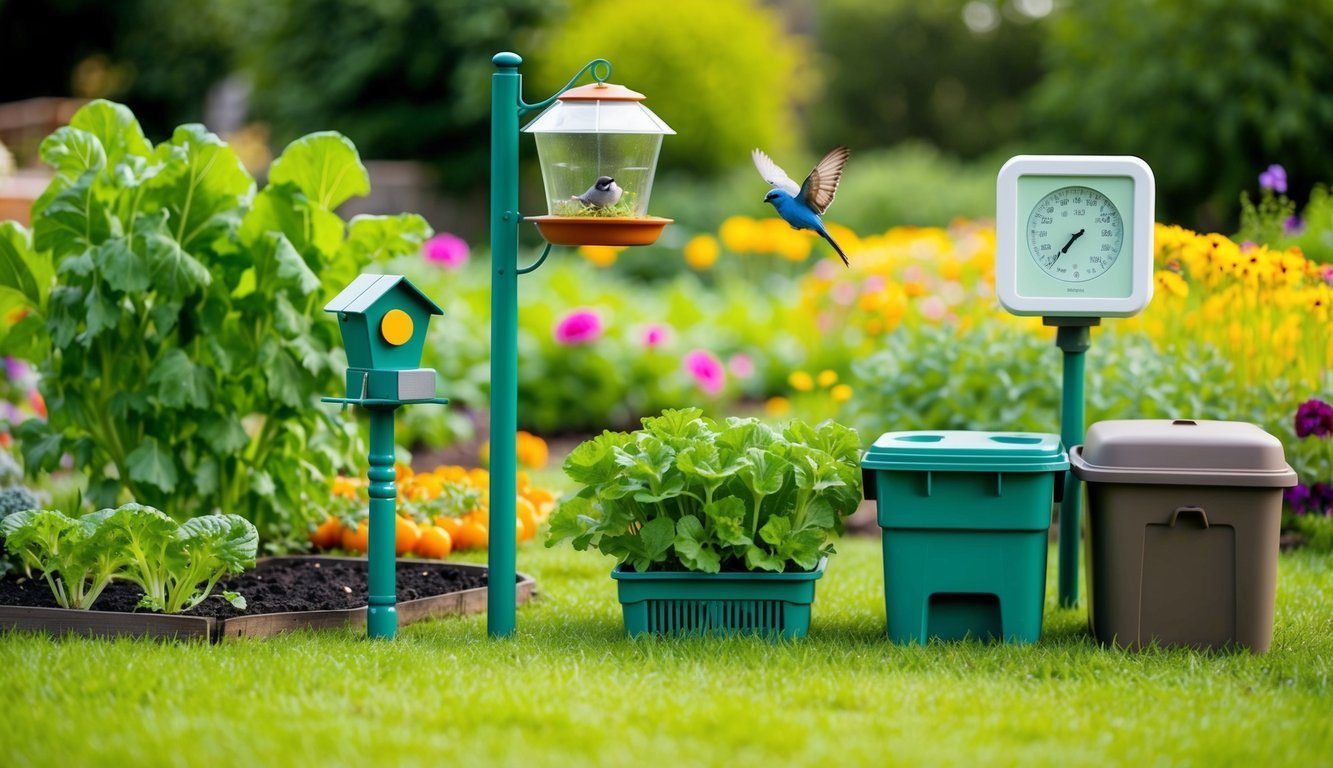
top-left (322, 273), bottom-right (448, 640)
top-left (487, 51), bottom-right (671, 637)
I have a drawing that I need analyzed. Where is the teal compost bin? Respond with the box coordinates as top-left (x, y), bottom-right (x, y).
top-left (862, 431), bottom-right (1068, 644)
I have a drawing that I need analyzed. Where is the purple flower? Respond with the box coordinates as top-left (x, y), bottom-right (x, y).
top-left (1294, 398), bottom-right (1333, 439)
top-left (1283, 215), bottom-right (1304, 237)
top-left (3, 357), bottom-right (30, 384)
top-left (1285, 484), bottom-right (1313, 515)
top-left (641, 323), bottom-right (671, 349)
top-left (683, 349), bottom-right (726, 396)
top-left (423, 233), bottom-right (470, 269)
top-left (1312, 483), bottom-right (1333, 516)
top-left (1259, 164), bottom-right (1287, 194)
top-left (553, 308), bottom-right (603, 345)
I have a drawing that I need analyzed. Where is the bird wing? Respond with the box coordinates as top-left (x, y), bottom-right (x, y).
top-left (752, 148), bottom-right (801, 197)
top-left (798, 146), bottom-right (850, 215)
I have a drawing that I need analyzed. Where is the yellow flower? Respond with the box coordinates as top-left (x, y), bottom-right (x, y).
top-left (579, 245), bottom-right (622, 267)
top-left (719, 215), bottom-right (758, 253)
top-left (830, 384), bottom-right (853, 402)
top-left (683, 234), bottom-right (720, 270)
top-left (788, 370), bottom-right (814, 392)
top-left (1155, 270), bottom-right (1189, 299)
top-left (765, 396), bottom-right (791, 416)
top-left (778, 231), bottom-right (812, 262)
top-left (817, 369), bottom-right (838, 387)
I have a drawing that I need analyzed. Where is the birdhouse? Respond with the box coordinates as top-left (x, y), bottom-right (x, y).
top-left (522, 82), bottom-right (675, 246)
top-left (324, 274), bottom-right (443, 402)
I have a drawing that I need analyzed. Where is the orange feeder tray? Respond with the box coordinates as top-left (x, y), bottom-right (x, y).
top-left (527, 215), bottom-right (672, 247)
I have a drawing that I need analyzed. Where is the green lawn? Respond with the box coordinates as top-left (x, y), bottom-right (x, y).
top-left (1, 538), bottom-right (1329, 767)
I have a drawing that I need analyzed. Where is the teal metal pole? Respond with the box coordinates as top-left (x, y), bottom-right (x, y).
top-left (367, 406), bottom-right (399, 639)
top-left (488, 51), bottom-right (522, 637)
top-left (1055, 324), bottom-right (1090, 608)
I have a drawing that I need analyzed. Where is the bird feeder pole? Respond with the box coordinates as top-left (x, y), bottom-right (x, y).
top-left (487, 51), bottom-right (615, 637)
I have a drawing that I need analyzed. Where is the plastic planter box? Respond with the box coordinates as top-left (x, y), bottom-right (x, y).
top-left (862, 431), bottom-right (1067, 644)
top-left (611, 558), bottom-right (826, 640)
top-left (1070, 419), bottom-right (1296, 652)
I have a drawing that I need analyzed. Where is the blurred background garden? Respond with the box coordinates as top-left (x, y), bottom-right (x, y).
top-left (0, 0), bottom-right (1330, 552)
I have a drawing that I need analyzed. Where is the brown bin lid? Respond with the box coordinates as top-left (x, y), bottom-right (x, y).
top-left (1070, 419), bottom-right (1297, 487)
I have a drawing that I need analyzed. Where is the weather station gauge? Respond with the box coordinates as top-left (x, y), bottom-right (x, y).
top-left (997, 155), bottom-right (1153, 317)
top-left (994, 154), bottom-right (1156, 613)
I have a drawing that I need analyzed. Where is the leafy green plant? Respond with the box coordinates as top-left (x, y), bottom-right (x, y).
top-left (0, 100), bottom-right (429, 544)
top-left (106, 503), bottom-right (257, 613)
top-left (0, 502), bottom-right (257, 612)
top-left (1, 507), bottom-right (129, 608)
top-left (547, 408), bottom-right (862, 573)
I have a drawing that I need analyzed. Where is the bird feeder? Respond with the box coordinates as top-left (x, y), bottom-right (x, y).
top-left (522, 81), bottom-right (674, 246)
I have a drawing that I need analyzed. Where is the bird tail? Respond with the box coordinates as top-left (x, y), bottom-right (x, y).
top-left (820, 228), bottom-right (849, 267)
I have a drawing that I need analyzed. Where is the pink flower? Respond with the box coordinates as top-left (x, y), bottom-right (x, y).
top-left (919, 296), bottom-right (948, 322)
top-left (813, 260), bottom-right (838, 281)
top-left (683, 349), bottom-right (726, 396)
top-left (832, 281), bottom-right (857, 306)
top-left (423, 233), bottom-right (470, 269)
top-left (642, 323), bottom-right (672, 348)
top-left (728, 353), bottom-right (754, 379)
top-left (554, 308), bottom-right (604, 345)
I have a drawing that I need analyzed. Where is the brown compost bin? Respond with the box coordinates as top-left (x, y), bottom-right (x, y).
top-left (1069, 419), bottom-right (1296, 652)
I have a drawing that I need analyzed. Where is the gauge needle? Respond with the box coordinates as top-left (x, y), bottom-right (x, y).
top-left (1053, 229), bottom-right (1085, 263)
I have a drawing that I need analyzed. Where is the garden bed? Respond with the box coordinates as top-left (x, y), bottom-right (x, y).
top-left (0, 556), bottom-right (536, 642)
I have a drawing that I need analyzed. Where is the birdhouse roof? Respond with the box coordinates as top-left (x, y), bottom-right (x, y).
top-left (323, 274), bottom-right (443, 316)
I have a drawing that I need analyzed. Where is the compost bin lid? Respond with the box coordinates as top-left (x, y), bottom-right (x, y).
top-left (1069, 419), bottom-right (1297, 487)
top-left (861, 431), bottom-right (1068, 473)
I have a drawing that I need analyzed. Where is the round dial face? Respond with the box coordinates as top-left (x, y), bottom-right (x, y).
top-left (1025, 185), bottom-right (1124, 282)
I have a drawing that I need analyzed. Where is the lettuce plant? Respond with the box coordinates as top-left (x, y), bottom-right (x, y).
top-left (1, 502), bottom-right (257, 612)
top-left (548, 408), bottom-right (862, 573)
top-left (1, 507), bottom-right (130, 609)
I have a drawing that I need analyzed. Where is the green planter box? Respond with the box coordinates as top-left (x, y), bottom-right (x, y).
top-left (862, 431), bottom-right (1067, 644)
top-left (611, 558), bottom-right (827, 640)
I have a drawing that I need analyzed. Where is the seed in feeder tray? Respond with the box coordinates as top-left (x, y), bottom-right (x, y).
top-left (574, 176), bottom-right (623, 209)
top-left (313, 563), bottom-right (321, 568)
top-left (343, 585), bottom-right (352, 593)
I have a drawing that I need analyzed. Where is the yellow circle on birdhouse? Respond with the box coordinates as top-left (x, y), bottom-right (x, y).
top-left (380, 309), bottom-right (414, 346)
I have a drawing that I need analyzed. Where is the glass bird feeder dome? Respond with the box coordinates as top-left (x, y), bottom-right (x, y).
top-left (522, 82), bottom-right (675, 246)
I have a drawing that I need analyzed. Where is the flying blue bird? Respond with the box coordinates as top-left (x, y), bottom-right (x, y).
top-left (574, 176), bottom-right (623, 209)
top-left (752, 146), bottom-right (851, 265)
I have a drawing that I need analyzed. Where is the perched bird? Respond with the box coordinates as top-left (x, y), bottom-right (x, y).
top-left (574, 176), bottom-right (624, 209)
top-left (752, 146), bottom-right (851, 265)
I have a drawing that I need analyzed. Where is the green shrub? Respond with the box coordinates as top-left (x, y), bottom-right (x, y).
top-left (811, 0), bottom-right (1048, 159)
top-left (529, 0), bottom-right (809, 177)
top-left (243, 0), bottom-right (560, 193)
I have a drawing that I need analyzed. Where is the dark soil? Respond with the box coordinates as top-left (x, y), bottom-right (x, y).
top-left (0, 558), bottom-right (490, 619)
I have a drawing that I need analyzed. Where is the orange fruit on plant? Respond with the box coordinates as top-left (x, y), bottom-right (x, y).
top-left (515, 497), bottom-right (538, 541)
top-left (467, 468), bottom-right (489, 489)
top-left (415, 526), bottom-right (453, 559)
top-left (523, 487), bottom-right (555, 517)
top-left (341, 520), bottom-right (370, 553)
top-left (514, 515), bottom-right (529, 544)
top-left (395, 516), bottom-right (421, 555)
top-left (310, 517), bottom-right (345, 549)
top-left (434, 515), bottom-right (464, 539)
top-left (454, 520), bottom-right (490, 551)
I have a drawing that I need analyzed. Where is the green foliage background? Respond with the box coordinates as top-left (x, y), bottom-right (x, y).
top-left (1029, 0), bottom-right (1333, 228)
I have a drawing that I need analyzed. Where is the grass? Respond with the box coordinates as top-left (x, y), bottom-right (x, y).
top-left (0, 538), bottom-right (1329, 768)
